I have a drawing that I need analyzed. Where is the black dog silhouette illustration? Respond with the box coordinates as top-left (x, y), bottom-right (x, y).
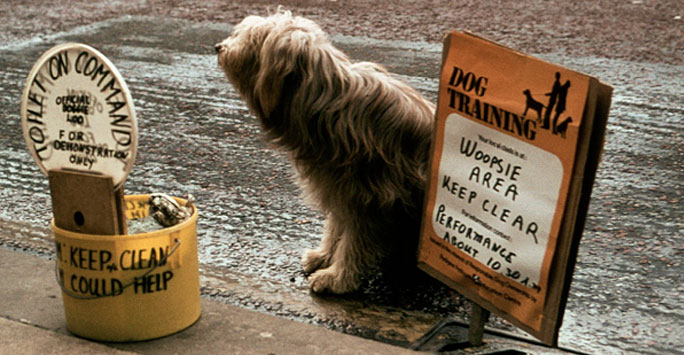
top-left (522, 89), bottom-right (545, 121)
top-left (523, 72), bottom-right (572, 137)
top-left (555, 117), bottom-right (572, 138)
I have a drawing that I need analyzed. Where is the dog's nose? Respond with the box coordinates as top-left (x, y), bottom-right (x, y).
top-left (214, 43), bottom-right (224, 53)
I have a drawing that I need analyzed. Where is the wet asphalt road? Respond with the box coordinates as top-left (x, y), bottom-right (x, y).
top-left (0, 1), bottom-right (682, 354)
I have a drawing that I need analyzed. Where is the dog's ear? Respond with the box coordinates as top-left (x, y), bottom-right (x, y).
top-left (253, 29), bottom-right (316, 118)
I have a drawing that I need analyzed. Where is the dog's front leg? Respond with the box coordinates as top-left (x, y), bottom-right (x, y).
top-left (308, 234), bottom-right (361, 294)
top-left (302, 214), bottom-right (339, 275)
top-left (306, 217), bottom-right (379, 294)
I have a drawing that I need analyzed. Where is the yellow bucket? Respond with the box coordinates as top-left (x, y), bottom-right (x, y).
top-left (51, 194), bottom-right (201, 342)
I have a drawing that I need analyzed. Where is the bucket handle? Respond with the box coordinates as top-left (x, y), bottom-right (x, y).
top-left (54, 238), bottom-right (181, 300)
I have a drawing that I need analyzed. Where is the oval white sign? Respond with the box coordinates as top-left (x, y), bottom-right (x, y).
top-left (20, 43), bottom-right (138, 188)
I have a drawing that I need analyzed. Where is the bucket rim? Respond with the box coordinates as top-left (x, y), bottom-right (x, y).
top-left (50, 194), bottom-right (198, 240)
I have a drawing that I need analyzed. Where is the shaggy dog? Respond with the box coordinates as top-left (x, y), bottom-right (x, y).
top-left (215, 10), bottom-right (435, 294)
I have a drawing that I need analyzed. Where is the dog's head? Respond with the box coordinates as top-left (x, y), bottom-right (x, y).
top-left (215, 10), bottom-right (343, 121)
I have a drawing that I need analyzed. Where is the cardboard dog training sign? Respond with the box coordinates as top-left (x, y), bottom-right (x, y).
top-left (417, 31), bottom-right (612, 345)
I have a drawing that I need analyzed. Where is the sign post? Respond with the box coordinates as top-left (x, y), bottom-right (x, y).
top-left (467, 303), bottom-right (489, 346)
top-left (20, 43), bottom-right (138, 235)
top-left (417, 31), bottom-right (612, 345)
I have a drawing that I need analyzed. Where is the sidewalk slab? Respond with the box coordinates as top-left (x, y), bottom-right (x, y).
top-left (0, 248), bottom-right (414, 354)
top-left (0, 317), bottom-right (135, 355)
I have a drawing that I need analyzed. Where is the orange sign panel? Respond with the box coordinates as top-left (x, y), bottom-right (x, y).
top-left (418, 31), bottom-right (612, 344)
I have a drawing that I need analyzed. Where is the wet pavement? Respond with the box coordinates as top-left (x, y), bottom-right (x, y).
top-left (0, 1), bottom-right (682, 354)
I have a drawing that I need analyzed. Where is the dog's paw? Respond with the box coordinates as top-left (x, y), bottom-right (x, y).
top-left (301, 249), bottom-right (328, 275)
top-left (308, 267), bottom-right (360, 294)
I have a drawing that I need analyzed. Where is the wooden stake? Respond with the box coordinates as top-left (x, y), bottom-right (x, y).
top-left (48, 169), bottom-right (127, 235)
top-left (468, 302), bottom-right (490, 346)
